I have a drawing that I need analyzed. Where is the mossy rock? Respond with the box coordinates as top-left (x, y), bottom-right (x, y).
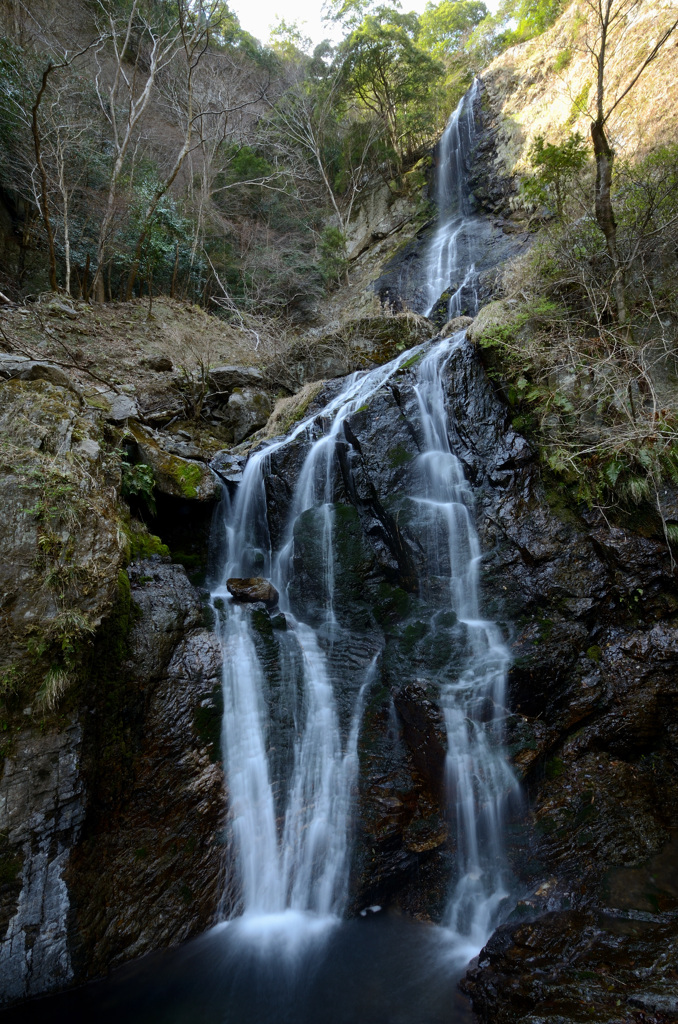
top-left (288, 503), bottom-right (378, 629)
top-left (265, 381), bottom-right (325, 438)
top-left (129, 424), bottom-right (220, 502)
top-left (125, 518), bottom-right (170, 561)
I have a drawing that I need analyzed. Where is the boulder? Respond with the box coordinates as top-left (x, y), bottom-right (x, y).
top-left (226, 577), bottom-right (279, 606)
top-left (0, 354), bottom-right (78, 393)
top-left (129, 423), bottom-right (220, 502)
top-left (87, 385), bottom-right (139, 422)
top-left (210, 451), bottom-right (247, 487)
top-left (143, 355), bottom-right (173, 372)
top-left (219, 387), bottom-right (272, 444)
top-left (208, 365), bottom-right (265, 395)
top-left (440, 315), bottom-right (474, 337)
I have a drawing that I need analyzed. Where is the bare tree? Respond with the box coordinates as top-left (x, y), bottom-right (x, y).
top-left (30, 41), bottom-right (100, 291)
top-left (583, 0), bottom-right (678, 324)
top-left (91, 0), bottom-right (186, 301)
top-left (265, 73), bottom-right (380, 241)
top-left (123, 0), bottom-right (220, 299)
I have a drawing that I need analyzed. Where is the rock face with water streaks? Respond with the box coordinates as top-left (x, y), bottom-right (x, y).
top-left (241, 332), bottom-right (678, 1017)
top-left (66, 560), bottom-right (225, 980)
top-left (0, 555), bottom-right (225, 1004)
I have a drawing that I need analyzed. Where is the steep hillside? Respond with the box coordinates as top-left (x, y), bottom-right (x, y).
top-left (481, 0), bottom-right (678, 178)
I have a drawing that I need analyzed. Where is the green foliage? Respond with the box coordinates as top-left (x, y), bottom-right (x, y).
top-left (522, 133), bottom-right (589, 220)
top-left (127, 520), bottom-right (170, 560)
top-left (553, 47), bottom-right (572, 72)
top-left (419, 1), bottom-right (489, 59)
top-left (339, 7), bottom-right (445, 163)
top-left (26, 609), bottom-right (96, 709)
top-left (506, 0), bottom-right (566, 42)
top-left (463, 0), bottom-right (565, 64)
top-left (567, 82), bottom-right (591, 126)
top-left (269, 18), bottom-right (312, 58)
top-left (0, 665), bottom-right (20, 700)
top-left (223, 145), bottom-right (274, 186)
top-left (121, 460), bottom-right (156, 515)
top-left (318, 226), bottom-right (348, 285)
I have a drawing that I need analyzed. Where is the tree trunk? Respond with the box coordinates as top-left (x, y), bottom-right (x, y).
top-left (590, 118), bottom-right (627, 325)
top-left (31, 64), bottom-right (59, 292)
top-left (170, 242), bottom-right (179, 298)
top-left (82, 252), bottom-right (90, 301)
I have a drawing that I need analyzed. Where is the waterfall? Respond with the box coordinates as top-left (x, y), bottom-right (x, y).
top-left (413, 340), bottom-right (519, 956)
top-left (212, 78), bottom-right (517, 960)
top-left (425, 78), bottom-right (481, 319)
top-left (213, 352), bottom-right (423, 921)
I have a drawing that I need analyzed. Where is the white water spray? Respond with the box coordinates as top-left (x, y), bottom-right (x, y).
top-left (425, 79), bottom-right (481, 319)
top-left (213, 79), bottom-right (517, 965)
top-left (413, 338), bottom-right (519, 956)
top-left (214, 349), bottom-right (422, 921)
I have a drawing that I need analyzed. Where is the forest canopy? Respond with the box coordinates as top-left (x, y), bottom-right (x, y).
top-left (0, 0), bottom-right (568, 309)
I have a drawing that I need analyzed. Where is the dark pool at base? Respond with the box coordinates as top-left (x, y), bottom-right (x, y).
top-left (1, 913), bottom-right (477, 1024)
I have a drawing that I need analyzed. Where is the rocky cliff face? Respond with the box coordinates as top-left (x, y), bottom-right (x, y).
top-left (479, 1), bottom-right (678, 179)
top-left (0, 356), bottom-right (228, 1003)
top-left (0, 552), bottom-right (226, 1002)
top-left (213, 331), bottom-right (678, 996)
top-left (2, 111), bottom-right (678, 1015)
top-left (3, 314), bottom-right (678, 1016)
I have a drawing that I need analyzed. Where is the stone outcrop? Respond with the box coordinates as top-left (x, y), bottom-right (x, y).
top-left (238, 332), bottom-right (678, 999)
top-left (0, 719), bottom-right (84, 1003)
top-left (0, 358), bottom-right (227, 1006)
top-left (2, 283), bottom-right (678, 1020)
top-left (127, 422), bottom-right (220, 502)
top-left (480, 1), bottom-right (678, 184)
top-left (0, 354), bottom-right (79, 393)
top-left (67, 561), bottom-right (226, 979)
top-left (226, 577), bottom-right (279, 606)
top-left (0, 377), bottom-right (126, 698)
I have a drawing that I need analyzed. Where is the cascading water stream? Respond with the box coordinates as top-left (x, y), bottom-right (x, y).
top-left (413, 340), bottom-right (520, 956)
top-left (425, 78), bottom-right (481, 319)
top-left (212, 77), bottom-right (518, 964)
top-left (213, 333), bottom-right (518, 955)
top-left (3, 80), bottom-right (525, 1024)
top-left (213, 351), bottom-right (425, 922)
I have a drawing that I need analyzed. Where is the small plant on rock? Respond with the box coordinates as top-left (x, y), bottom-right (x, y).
top-left (121, 460), bottom-right (156, 516)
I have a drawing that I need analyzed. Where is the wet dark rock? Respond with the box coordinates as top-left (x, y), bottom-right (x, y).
top-left (256, 329), bottom-right (678, 1006)
top-left (210, 450), bottom-right (247, 489)
top-left (0, 720), bottom-right (85, 1004)
top-left (463, 902), bottom-right (678, 1024)
top-left (227, 577), bottom-right (279, 606)
top-left (393, 680), bottom-right (447, 801)
top-left (67, 561), bottom-right (225, 981)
